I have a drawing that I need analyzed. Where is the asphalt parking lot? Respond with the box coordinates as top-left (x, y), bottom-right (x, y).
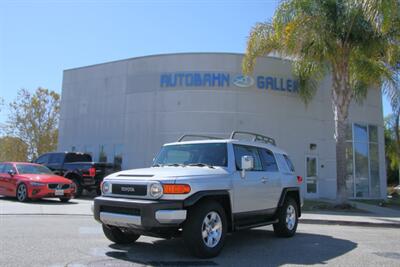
top-left (1, 197), bottom-right (400, 267)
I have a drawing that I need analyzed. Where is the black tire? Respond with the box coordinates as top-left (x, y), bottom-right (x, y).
top-left (273, 197), bottom-right (298, 237)
top-left (59, 197), bottom-right (71, 202)
top-left (71, 178), bottom-right (83, 198)
top-left (183, 201), bottom-right (227, 258)
top-left (16, 183), bottom-right (29, 202)
top-left (102, 224), bottom-right (140, 244)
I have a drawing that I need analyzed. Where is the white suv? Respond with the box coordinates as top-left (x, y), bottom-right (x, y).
top-left (93, 131), bottom-right (303, 258)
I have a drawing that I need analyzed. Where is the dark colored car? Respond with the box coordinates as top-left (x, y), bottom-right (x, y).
top-left (34, 152), bottom-right (117, 197)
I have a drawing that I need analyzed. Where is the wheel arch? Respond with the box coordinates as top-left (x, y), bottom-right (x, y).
top-left (183, 190), bottom-right (234, 232)
top-left (277, 187), bottom-right (301, 217)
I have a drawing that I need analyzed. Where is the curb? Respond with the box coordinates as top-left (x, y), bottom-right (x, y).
top-left (300, 218), bottom-right (400, 229)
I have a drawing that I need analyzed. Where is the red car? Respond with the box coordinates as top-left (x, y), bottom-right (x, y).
top-left (0, 162), bottom-right (75, 202)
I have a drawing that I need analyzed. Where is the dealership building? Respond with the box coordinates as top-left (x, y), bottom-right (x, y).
top-left (58, 53), bottom-right (386, 199)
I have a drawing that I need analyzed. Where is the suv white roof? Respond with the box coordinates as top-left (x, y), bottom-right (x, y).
top-left (164, 139), bottom-right (288, 155)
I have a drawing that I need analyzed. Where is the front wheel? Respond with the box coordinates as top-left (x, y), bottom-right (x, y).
top-left (273, 197), bottom-right (298, 237)
top-left (16, 183), bottom-right (29, 202)
top-left (102, 224), bottom-right (140, 244)
top-left (183, 201), bottom-right (227, 258)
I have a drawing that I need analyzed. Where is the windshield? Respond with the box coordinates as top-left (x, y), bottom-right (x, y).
top-left (153, 143), bottom-right (228, 167)
top-left (16, 164), bottom-right (53, 175)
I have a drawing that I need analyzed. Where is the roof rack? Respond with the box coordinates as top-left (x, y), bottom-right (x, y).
top-left (177, 134), bottom-right (222, 142)
top-left (229, 131), bottom-right (276, 146)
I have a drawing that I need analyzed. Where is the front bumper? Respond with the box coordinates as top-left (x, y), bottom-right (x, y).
top-left (93, 196), bottom-right (186, 230)
top-left (28, 186), bottom-right (75, 199)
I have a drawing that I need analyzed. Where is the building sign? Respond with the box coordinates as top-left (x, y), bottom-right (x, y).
top-left (160, 72), bottom-right (299, 93)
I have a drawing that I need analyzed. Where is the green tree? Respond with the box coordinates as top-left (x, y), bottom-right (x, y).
top-left (6, 88), bottom-right (60, 160)
top-left (243, 0), bottom-right (400, 204)
top-left (0, 136), bottom-right (28, 162)
top-left (385, 114), bottom-right (400, 185)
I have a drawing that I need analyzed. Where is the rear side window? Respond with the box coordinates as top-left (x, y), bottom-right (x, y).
top-left (49, 153), bottom-right (64, 164)
top-left (65, 153), bottom-right (92, 163)
top-left (0, 164), bottom-right (5, 173)
top-left (258, 148), bottom-right (279, 172)
top-left (283, 154), bottom-right (295, 172)
top-left (275, 153), bottom-right (294, 173)
top-left (233, 145), bottom-right (263, 171)
top-left (36, 154), bottom-right (49, 164)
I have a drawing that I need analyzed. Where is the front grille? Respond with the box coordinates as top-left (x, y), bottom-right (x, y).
top-left (48, 183), bottom-right (70, 190)
top-left (100, 205), bottom-right (140, 216)
top-left (112, 184), bottom-right (147, 196)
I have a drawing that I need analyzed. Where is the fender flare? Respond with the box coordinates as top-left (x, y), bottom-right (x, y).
top-left (277, 187), bottom-right (301, 217)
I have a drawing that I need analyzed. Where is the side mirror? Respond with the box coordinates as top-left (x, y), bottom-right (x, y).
top-left (241, 155), bottom-right (254, 178)
top-left (8, 169), bottom-right (16, 177)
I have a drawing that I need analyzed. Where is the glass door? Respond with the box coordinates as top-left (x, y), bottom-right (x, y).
top-left (306, 155), bottom-right (318, 198)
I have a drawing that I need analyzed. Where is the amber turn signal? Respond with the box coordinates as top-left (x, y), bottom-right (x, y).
top-left (163, 184), bottom-right (191, 194)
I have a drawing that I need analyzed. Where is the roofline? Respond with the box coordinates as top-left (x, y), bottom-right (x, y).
top-left (63, 52), bottom-right (290, 72)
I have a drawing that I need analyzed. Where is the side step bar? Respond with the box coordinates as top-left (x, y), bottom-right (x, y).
top-left (234, 219), bottom-right (278, 231)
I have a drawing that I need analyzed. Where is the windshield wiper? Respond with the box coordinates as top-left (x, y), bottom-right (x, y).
top-left (166, 163), bottom-right (186, 167)
top-left (187, 163), bottom-right (215, 169)
top-left (152, 164), bottom-right (164, 167)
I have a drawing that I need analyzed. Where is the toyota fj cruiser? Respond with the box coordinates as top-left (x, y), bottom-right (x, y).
top-left (93, 131), bottom-right (303, 258)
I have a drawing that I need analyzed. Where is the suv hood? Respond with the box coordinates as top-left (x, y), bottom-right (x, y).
top-left (107, 166), bottom-right (230, 181)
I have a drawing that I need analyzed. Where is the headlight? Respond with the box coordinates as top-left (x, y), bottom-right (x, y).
top-left (101, 181), bottom-right (112, 195)
top-left (30, 182), bottom-right (45, 187)
top-left (149, 183), bottom-right (163, 198)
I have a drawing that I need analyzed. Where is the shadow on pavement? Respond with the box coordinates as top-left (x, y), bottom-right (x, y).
top-left (105, 228), bottom-right (357, 266)
top-left (0, 196), bottom-right (78, 205)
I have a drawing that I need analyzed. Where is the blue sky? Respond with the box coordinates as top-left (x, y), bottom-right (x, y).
top-left (0, 0), bottom-right (392, 124)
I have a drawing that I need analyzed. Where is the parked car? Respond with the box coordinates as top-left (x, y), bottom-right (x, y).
top-left (34, 152), bottom-right (116, 197)
top-left (93, 131), bottom-right (303, 258)
top-left (0, 162), bottom-right (75, 202)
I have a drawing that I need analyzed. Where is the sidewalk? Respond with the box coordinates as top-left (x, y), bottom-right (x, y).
top-left (301, 200), bottom-right (400, 228)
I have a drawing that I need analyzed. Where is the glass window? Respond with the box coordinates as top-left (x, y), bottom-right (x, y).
top-left (233, 145), bottom-right (263, 171)
top-left (354, 124), bottom-right (368, 142)
top-left (275, 153), bottom-right (290, 173)
top-left (369, 125), bottom-right (378, 143)
top-left (16, 164), bottom-right (52, 174)
top-left (65, 153), bottom-right (92, 163)
top-left (3, 163), bottom-right (15, 174)
top-left (306, 157), bottom-right (317, 177)
top-left (98, 145), bottom-right (107, 162)
top-left (369, 143), bottom-right (380, 197)
top-left (49, 153), bottom-right (64, 164)
top-left (35, 154), bottom-right (49, 164)
top-left (258, 148), bottom-right (279, 172)
top-left (283, 154), bottom-right (295, 172)
top-left (354, 142), bottom-right (369, 197)
top-left (113, 144), bottom-right (123, 171)
top-left (154, 143), bottom-right (228, 167)
top-left (0, 163), bottom-right (5, 173)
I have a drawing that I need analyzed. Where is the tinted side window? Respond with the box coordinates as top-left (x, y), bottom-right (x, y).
top-left (0, 164), bottom-right (5, 173)
top-left (65, 153), bottom-right (92, 163)
top-left (49, 153), bottom-right (64, 164)
top-left (36, 154), bottom-right (49, 164)
top-left (259, 148), bottom-right (279, 172)
top-left (233, 145), bottom-right (263, 171)
top-left (3, 163), bottom-right (15, 173)
top-left (283, 154), bottom-right (295, 172)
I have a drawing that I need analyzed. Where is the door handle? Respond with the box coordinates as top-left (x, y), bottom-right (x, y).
top-left (261, 177), bottom-right (269, 184)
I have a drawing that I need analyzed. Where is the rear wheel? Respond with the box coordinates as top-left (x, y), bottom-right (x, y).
top-left (273, 197), bottom-right (298, 237)
top-left (16, 183), bottom-right (29, 202)
top-left (183, 201), bottom-right (227, 258)
top-left (102, 224), bottom-right (140, 244)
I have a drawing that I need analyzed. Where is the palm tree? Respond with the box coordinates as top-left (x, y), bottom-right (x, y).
top-left (243, 0), bottom-right (400, 204)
